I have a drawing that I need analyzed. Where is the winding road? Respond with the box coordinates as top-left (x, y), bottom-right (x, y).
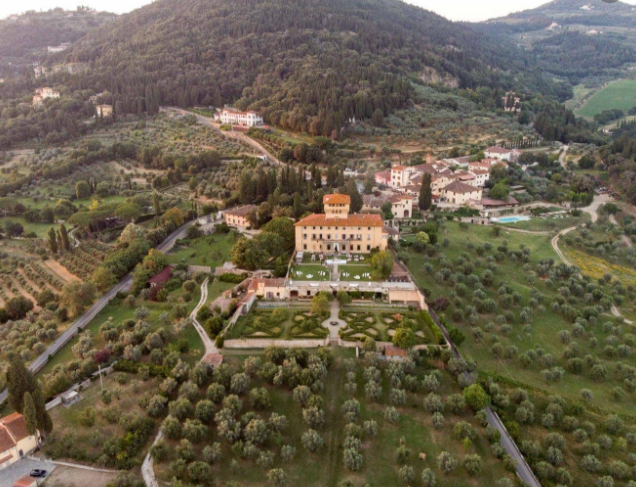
top-left (550, 194), bottom-right (633, 324)
top-left (142, 278), bottom-right (214, 487)
top-left (0, 219), bottom-right (196, 406)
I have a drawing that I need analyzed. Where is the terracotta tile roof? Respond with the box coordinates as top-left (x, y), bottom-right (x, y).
top-left (1, 413), bottom-right (28, 444)
top-left (375, 169), bottom-right (391, 181)
top-left (472, 169), bottom-right (489, 175)
top-left (13, 477), bottom-right (37, 487)
top-left (225, 205), bottom-right (257, 217)
top-left (0, 428), bottom-right (16, 453)
top-left (391, 165), bottom-right (406, 172)
top-left (202, 353), bottom-right (224, 367)
top-left (479, 197), bottom-right (519, 207)
top-left (295, 213), bottom-right (384, 227)
top-left (486, 146), bottom-right (510, 154)
top-left (385, 345), bottom-right (408, 357)
top-left (148, 266), bottom-right (172, 286)
top-left (388, 194), bottom-right (412, 203)
top-left (443, 180), bottom-right (481, 194)
top-left (323, 194), bottom-right (351, 205)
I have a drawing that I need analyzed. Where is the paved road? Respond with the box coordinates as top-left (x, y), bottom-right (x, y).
top-left (0, 220), bottom-right (195, 405)
top-left (427, 307), bottom-right (541, 487)
top-left (397, 257), bottom-right (541, 487)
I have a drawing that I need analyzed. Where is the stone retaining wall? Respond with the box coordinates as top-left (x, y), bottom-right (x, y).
top-left (224, 338), bottom-right (329, 349)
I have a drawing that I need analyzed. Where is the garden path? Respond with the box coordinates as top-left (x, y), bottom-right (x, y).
top-left (322, 299), bottom-right (346, 340)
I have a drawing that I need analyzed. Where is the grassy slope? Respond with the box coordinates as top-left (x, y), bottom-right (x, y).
top-left (576, 79), bottom-right (636, 119)
top-left (405, 221), bottom-right (636, 416)
top-left (166, 232), bottom-right (235, 268)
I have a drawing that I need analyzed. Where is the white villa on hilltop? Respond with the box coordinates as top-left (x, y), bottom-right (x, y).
top-left (214, 108), bottom-right (264, 127)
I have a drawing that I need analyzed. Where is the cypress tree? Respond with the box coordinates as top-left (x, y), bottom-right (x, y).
top-left (23, 392), bottom-right (37, 436)
top-left (33, 389), bottom-right (53, 435)
top-left (419, 173), bottom-right (432, 211)
top-left (59, 224), bottom-right (71, 251)
top-left (47, 227), bottom-right (58, 254)
top-left (7, 356), bottom-right (36, 413)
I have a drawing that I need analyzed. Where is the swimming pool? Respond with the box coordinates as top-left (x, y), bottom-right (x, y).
top-left (494, 215), bottom-right (531, 223)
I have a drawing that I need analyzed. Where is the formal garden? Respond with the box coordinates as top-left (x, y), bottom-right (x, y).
top-left (338, 308), bottom-right (444, 345)
top-left (226, 306), bottom-right (330, 340)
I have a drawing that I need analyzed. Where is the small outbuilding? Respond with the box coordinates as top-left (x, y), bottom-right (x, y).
top-left (148, 266), bottom-right (172, 288)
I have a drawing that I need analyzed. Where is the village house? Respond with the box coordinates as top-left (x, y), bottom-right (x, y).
top-left (295, 194), bottom-right (388, 254)
top-left (224, 205), bottom-right (257, 229)
top-left (362, 194), bottom-right (414, 218)
top-left (440, 180), bottom-right (483, 206)
top-left (0, 413), bottom-right (39, 470)
top-left (95, 104), bottom-right (113, 117)
top-left (389, 165), bottom-right (414, 189)
top-left (485, 146), bottom-right (522, 162)
top-left (32, 87), bottom-right (60, 106)
top-left (502, 92), bottom-right (522, 113)
top-left (214, 108), bottom-right (264, 127)
top-left (47, 42), bottom-right (71, 53)
top-left (374, 168), bottom-right (391, 186)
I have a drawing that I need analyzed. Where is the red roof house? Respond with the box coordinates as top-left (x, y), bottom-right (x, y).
top-left (148, 266), bottom-right (172, 288)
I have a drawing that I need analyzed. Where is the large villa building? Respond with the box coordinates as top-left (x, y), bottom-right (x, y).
top-left (214, 108), bottom-right (264, 127)
top-left (295, 194), bottom-right (389, 254)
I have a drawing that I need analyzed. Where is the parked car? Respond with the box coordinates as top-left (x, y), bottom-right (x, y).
top-left (30, 469), bottom-right (47, 478)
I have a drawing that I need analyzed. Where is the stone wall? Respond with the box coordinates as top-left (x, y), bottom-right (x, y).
top-left (224, 338), bottom-right (329, 349)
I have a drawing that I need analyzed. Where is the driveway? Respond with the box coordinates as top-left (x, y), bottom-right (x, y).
top-left (44, 465), bottom-right (117, 487)
top-left (0, 457), bottom-right (56, 486)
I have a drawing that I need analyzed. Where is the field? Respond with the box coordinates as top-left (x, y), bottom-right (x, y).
top-left (151, 349), bottom-right (517, 486)
top-left (43, 371), bottom-right (161, 466)
top-left (576, 79), bottom-right (636, 119)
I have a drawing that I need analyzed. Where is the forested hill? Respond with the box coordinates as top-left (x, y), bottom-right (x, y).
top-left (0, 8), bottom-right (117, 62)
top-left (475, 0), bottom-right (636, 82)
top-left (61, 0), bottom-right (561, 136)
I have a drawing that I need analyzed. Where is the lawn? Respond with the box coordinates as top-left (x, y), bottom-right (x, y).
top-left (289, 264), bottom-right (331, 281)
top-left (338, 264), bottom-right (376, 281)
top-left (576, 79), bottom-right (636, 119)
top-left (166, 232), bottom-right (235, 268)
top-left (3, 217), bottom-right (57, 238)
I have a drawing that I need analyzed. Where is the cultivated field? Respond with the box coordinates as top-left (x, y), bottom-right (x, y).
top-left (576, 79), bottom-right (636, 119)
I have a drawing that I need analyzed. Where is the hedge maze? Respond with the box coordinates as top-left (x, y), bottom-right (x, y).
top-left (338, 310), bottom-right (382, 341)
top-left (288, 310), bottom-right (329, 339)
top-left (338, 308), bottom-right (442, 345)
